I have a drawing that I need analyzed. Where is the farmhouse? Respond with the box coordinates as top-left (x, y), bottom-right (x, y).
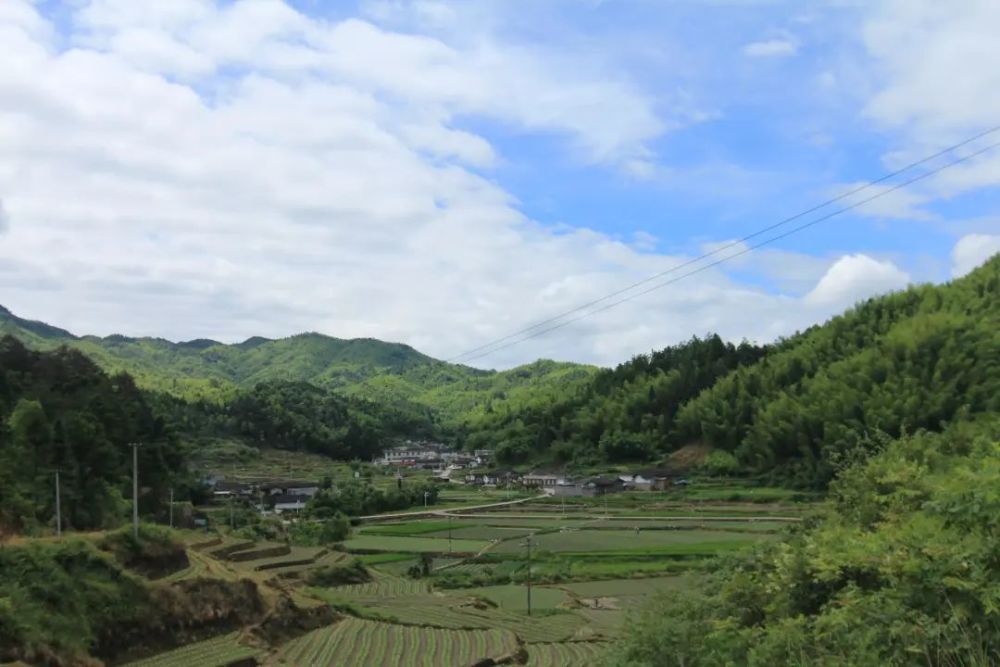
top-left (465, 469), bottom-right (519, 486)
top-left (582, 476), bottom-right (625, 497)
top-left (211, 480), bottom-right (253, 500)
top-left (261, 480), bottom-right (321, 497)
top-left (272, 493), bottom-right (308, 513)
top-left (522, 473), bottom-right (560, 488)
top-left (619, 469), bottom-right (673, 491)
top-left (551, 478), bottom-right (585, 497)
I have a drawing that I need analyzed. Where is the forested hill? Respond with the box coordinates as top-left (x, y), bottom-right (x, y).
top-left (0, 337), bottom-right (191, 534)
top-left (464, 254), bottom-right (999, 484)
top-left (0, 308), bottom-right (597, 429)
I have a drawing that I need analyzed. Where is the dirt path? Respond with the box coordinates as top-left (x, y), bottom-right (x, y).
top-left (357, 494), bottom-right (546, 523)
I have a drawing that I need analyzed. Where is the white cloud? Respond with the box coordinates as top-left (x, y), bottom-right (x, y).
top-left (861, 0), bottom-right (1000, 198)
top-left (743, 39), bottom-right (797, 58)
top-left (804, 254), bottom-right (910, 311)
top-left (0, 1), bottom-right (925, 369)
top-left (951, 234), bottom-right (1000, 277)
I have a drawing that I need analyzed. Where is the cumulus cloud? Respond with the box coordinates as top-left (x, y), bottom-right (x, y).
top-left (804, 254), bottom-right (910, 311)
top-left (951, 234), bottom-right (1000, 277)
top-left (0, 1), bottom-right (923, 368)
top-left (861, 0), bottom-right (1000, 198)
top-left (743, 38), bottom-right (798, 58)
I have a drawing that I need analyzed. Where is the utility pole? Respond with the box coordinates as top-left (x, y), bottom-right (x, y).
top-left (168, 488), bottom-right (174, 529)
top-left (424, 491), bottom-right (429, 508)
top-left (131, 442), bottom-right (141, 539)
top-left (525, 534), bottom-right (533, 617)
top-left (54, 470), bottom-right (62, 537)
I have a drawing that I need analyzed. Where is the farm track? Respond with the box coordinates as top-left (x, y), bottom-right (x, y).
top-left (358, 494), bottom-right (546, 523)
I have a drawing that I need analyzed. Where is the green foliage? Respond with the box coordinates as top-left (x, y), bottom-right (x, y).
top-left (673, 255), bottom-right (1000, 487)
top-left (610, 418), bottom-right (1000, 666)
top-left (700, 450), bottom-right (739, 476)
top-left (0, 537), bottom-right (154, 662)
top-left (0, 337), bottom-right (190, 533)
top-left (455, 334), bottom-right (767, 465)
top-left (0, 306), bottom-right (596, 444)
top-left (306, 479), bottom-right (439, 518)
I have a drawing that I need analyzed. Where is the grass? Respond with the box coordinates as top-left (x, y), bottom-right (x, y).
top-left (342, 535), bottom-right (489, 554)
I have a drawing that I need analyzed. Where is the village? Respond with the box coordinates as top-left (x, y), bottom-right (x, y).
top-left (201, 440), bottom-right (692, 517)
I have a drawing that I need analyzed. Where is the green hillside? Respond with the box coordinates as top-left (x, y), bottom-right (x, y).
top-left (0, 308), bottom-right (597, 431)
top-left (461, 254), bottom-right (999, 476)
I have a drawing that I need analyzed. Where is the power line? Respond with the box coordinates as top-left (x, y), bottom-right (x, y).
top-left (447, 126), bottom-right (1000, 364)
top-left (456, 135), bottom-right (1000, 364)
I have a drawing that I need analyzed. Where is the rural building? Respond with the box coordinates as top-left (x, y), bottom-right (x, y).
top-left (582, 476), bottom-right (625, 497)
top-left (378, 442), bottom-right (455, 466)
top-left (619, 469), bottom-right (672, 491)
top-left (465, 469), bottom-right (517, 486)
top-left (211, 481), bottom-right (253, 500)
top-left (262, 481), bottom-right (321, 497)
top-left (551, 478), bottom-right (585, 497)
top-left (522, 473), bottom-right (560, 489)
top-left (272, 494), bottom-right (307, 513)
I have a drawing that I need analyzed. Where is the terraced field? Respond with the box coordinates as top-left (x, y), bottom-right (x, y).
top-left (465, 584), bottom-right (569, 611)
top-left (492, 528), bottom-right (771, 554)
top-left (526, 641), bottom-right (609, 667)
top-left (230, 546), bottom-right (327, 573)
top-left (122, 632), bottom-right (262, 667)
top-left (558, 575), bottom-right (691, 598)
top-left (343, 535), bottom-right (489, 554)
top-left (325, 571), bottom-right (430, 599)
top-left (361, 598), bottom-right (590, 643)
top-left (268, 617), bottom-right (519, 666)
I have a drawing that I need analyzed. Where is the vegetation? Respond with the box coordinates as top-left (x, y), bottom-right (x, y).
top-left (0, 337), bottom-right (190, 534)
top-left (457, 256), bottom-right (1000, 477)
top-left (610, 418), bottom-right (1000, 666)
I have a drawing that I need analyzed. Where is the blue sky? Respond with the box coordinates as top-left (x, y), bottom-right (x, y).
top-left (0, 0), bottom-right (998, 367)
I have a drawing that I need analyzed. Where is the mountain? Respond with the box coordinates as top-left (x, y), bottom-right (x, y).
top-left (461, 254), bottom-right (999, 478)
top-left (0, 307), bottom-right (597, 431)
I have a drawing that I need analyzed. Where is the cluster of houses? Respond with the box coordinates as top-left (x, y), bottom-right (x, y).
top-left (462, 469), bottom-right (688, 497)
top-left (205, 476), bottom-right (322, 514)
top-left (375, 441), bottom-right (494, 471)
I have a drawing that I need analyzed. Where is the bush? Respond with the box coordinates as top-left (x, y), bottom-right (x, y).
top-left (700, 449), bottom-right (740, 476)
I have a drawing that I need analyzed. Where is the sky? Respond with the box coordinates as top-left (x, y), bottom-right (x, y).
top-left (1, 0), bottom-right (999, 369)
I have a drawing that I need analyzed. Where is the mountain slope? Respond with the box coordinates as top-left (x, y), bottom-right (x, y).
top-left (462, 254), bottom-right (999, 477)
top-left (0, 308), bottom-right (597, 428)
